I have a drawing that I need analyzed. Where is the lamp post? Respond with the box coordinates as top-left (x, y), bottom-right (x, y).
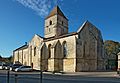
top-left (40, 48), bottom-right (43, 83)
top-left (7, 70), bottom-right (10, 83)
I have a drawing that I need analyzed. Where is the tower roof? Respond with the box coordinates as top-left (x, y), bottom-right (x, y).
top-left (46, 6), bottom-right (68, 20)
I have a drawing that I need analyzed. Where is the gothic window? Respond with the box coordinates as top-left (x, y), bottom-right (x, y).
top-left (63, 41), bottom-right (67, 58)
top-left (83, 42), bottom-right (86, 57)
top-left (62, 21), bottom-right (63, 25)
top-left (78, 33), bottom-right (81, 39)
top-left (34, 47), bottom-right (36, 56)
top-left (62, 29), bottom-right (64, 34)
top-left (50, 20), bottom-right (52, 25)
top-left (48, 28), bottom-right (50, 32)
top-left (48, 44), bottom-right (51, 58)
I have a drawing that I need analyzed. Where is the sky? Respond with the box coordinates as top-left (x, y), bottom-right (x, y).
top-left (0, 0), bottom-right (120, 57)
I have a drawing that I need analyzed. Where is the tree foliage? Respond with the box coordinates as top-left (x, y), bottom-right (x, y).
top-left (0, 55), bottom-right (2, 59)
top-left (8, 55), bottom-right (13, 63)
top-left (0, 55), bottom-right (13, 63)
top-left (104, 40), bottom-right (120, 56)
top-left (4, 56), bottom-right (13, 63)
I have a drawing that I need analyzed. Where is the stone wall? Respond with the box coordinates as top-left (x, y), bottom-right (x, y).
top-left (13, 6), bottom-right (106, 72)
top-left (28, 34), bottom-right (43, 70)
top-left (14, 51), bottom-right (19, 63)
top-left (76, 21), bottom-right (104, 71)
top-left (45, 35), bottom-right (76, 72)
top-left (118, 52), bottom-right (120, 69)
top-left (45, 15), bottom-right (68, 38)
top-left (13, 21), bottom-right (105, 72)
top-left (23, 48), bottom-right (28, 66)
top-left (45, 15), bottom-right (57, 38)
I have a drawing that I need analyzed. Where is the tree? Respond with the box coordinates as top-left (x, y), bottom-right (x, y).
top-left (8, 55), bottom-right (13, 63)
top-left (104, 40), bottom-right (120, 56)
top-left (0, 55), bottom-right (2, 59)
top-left (0, 55), bottom-right (13, 63)
top-left (104, 40), bottom-right (120, 70)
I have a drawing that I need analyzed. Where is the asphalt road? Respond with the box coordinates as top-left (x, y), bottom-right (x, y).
top-left (0, 70), bottom-right (120, 83)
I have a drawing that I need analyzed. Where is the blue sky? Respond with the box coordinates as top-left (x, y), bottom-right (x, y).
top-left (0, 0), bottom-right (120, 57)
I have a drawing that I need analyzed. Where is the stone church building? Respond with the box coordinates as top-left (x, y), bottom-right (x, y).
top-left (13, 6), bottom-right (105, 72)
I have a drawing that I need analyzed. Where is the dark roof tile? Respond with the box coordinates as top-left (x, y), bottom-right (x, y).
top-left (13, 45), bottom-right (28, 52)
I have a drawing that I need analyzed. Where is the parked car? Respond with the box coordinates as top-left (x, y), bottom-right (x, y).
top-left (3, 63), bottom-right (12, 70)
top-left (10, 64), bottom-right (22, 71)
top-left (0, 62), bottom-right (5, 70)
top-left (15, 66), bottom-right (33, 72)
top-left (3, 64), bottom-right (8, 70)
top-left (117, 68), bottom-right (120, 74)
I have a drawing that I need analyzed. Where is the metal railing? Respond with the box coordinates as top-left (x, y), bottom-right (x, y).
top-left (5, 70), bottom-right (42, 83)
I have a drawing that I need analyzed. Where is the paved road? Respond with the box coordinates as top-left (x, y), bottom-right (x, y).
top-left (0, 70), bottom-right (120, 83)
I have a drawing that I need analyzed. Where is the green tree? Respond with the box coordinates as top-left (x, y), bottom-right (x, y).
top-left (0, 55), bottom-right (2, 59)
top-left (104, 40), bottom-right (120, 70)
top-left (8, 55), bottom-right (13, 63)
top-left (104, 40), bottom-right (120, 56)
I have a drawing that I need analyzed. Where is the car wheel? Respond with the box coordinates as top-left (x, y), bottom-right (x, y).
top-left (30, 69), bottom-right (33, 72)
top-left (18, 70), bottom-right (21, 72)
top-left (10, 68), bottom-right (12, 71)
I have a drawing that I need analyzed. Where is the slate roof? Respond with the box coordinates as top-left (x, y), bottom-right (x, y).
top-left (13, 44), bottom-right (28, 52)
top-left (44, 32), bottom-right (77, 42)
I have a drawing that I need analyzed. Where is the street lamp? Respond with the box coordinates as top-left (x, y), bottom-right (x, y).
top-left (40, 46), bottom-right (43, 83)
top-left (7, 70), bottom-right (10, 83)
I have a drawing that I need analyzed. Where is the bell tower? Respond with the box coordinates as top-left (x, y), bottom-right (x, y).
top-left (44, 6), bottom-right (68, 38)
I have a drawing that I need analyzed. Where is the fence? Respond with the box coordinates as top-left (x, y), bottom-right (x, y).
top-left (0, 71), bottom-right (43, 83)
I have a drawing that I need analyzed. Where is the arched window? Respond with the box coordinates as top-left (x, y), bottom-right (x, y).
top-left (62, 21), bottom-right (63, 25)
top-left (49, 20), bottom-right (52, 25)
top-left (63, 41), bottom-right (67, 57)
top-left (48, 28), bottom-right (50, 32)
top-left (34, 47), bottom-right (36, 56)
top-left (48, 44), bottom-right (51, 58)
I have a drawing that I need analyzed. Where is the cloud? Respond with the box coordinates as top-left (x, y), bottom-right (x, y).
top-left (15, 0), bottom-right (63, 17)
top-left (16, 0), bottom-right (51, 17)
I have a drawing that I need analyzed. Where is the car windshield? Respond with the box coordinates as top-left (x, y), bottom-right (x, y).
top-left (20, 66), bottom-right (31, 68)
top-left (3, 64), bottom-right (7, 66)
top-left (0, 62), bottom-right (5, 66)
top-left (3, 64), bottom-right (9, 66)
top-left (25, 66), bottom-right (31, 68)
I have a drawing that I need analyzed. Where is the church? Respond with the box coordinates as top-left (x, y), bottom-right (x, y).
top-left (13, 6), bottom-right (106, 72)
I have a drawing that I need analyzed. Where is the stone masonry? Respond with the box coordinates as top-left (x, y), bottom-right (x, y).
top-left (13, 6), bottom-right (106, 72)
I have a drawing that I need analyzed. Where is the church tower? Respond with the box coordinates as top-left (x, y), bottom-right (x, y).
top-left (44, 6), bottom-right (68, 38)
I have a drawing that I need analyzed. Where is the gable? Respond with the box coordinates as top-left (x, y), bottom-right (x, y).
top-left (77, 20), bottom-right (102, 40)
top-left (77, 20), bottom-right (88, 33)
top-left (29, 34), bottom-right (43, 47)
